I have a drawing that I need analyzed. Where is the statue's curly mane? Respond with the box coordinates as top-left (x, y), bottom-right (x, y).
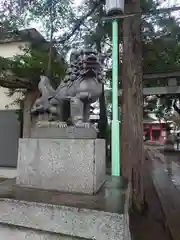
top-left (68, 49), bottom-right (102, 84)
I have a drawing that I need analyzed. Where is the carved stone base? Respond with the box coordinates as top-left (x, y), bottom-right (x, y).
top-left (31, 122), bottom-right (97, 139)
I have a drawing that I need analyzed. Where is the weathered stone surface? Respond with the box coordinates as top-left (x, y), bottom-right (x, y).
top-left (16, 139), bottom-right (105, 194)
top-left (0, 177), bottom-right (125, 213)
top-left (0, 177), bottom-right (131, 240)
top-left (0, 225), bottom-right (81, 240)
top-left (0, 198), bottom-right (124, 240)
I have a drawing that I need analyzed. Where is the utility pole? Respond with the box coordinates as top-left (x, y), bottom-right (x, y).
top-left (105, 0), bottom-right (124, 176)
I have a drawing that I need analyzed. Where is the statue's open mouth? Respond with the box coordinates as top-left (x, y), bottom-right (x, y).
top-left (79, 55), bottom-right (101, 77)
top-left (80, 69), bottom-right (98, 77)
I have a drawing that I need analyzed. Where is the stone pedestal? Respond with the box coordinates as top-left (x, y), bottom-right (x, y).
top-left (0, 177), bottom-right (131, 240)
top-left (31, 126), bottom-right (97, 139)
top-left (16, 138), bottom-right (106, 194)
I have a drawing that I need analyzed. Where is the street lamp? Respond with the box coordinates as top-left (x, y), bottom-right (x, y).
top-left (105, 0), bottom-right (124, 177)
top-left (106, 0), bottom-right (124, 15)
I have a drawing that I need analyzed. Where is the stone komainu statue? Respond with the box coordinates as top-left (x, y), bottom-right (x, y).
top-left (31, 48), bottom-right (103, 128)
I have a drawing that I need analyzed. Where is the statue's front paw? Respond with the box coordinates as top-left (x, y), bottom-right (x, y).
top-left (48, 121), bottom-right (67, 128)
top-left (75, 122), bottom-right (91, 128)
top-left (58, 122), bottom-right (68, 128)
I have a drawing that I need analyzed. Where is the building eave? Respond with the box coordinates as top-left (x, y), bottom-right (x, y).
top-left (0, 28), bottom-right (45, 44)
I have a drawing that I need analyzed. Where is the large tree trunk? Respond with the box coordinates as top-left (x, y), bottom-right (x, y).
top-left (95, 25), bottom-right (108, 141)
top-left (121, 0), bottom-right (145, 211)
top-left (23, 89), bottom-right (39, 138)
top-left (98, 84), bottom-right (108, 139)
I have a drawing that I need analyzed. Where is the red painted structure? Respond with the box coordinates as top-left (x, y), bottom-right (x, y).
top-left (143, 121), bottom-right (167, 143)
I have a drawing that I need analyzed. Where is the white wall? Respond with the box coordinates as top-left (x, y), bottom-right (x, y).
top-left (0, 42), bottom-right (26, 58)
top-left (0, 41), bottom-right (27, 110)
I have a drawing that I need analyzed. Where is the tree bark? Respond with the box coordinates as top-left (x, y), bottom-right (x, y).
top-left (98, 83), bottom-right (108, 139)
top-left (173, 100), bottom-right (180, 115)
top-left (94, 33), bottom-right (108, 141)
top-left (23, 89), bottom-right (39, 138)
top-left (121, 0), bottom-right (145, 211)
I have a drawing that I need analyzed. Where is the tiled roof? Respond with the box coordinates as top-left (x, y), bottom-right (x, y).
top-left (0, 28), bottom-right (45, 44)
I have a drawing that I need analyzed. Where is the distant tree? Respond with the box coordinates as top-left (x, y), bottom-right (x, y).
top-left (0, 0), bottom-right (75, 136)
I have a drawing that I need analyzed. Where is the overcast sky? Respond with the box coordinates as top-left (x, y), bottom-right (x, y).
top-left (30, 0), bottom-right (180, 35)
top-left (162, 0), bottom-right (180, 6)
top-left (74, 0), bottom-right (83, 6)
